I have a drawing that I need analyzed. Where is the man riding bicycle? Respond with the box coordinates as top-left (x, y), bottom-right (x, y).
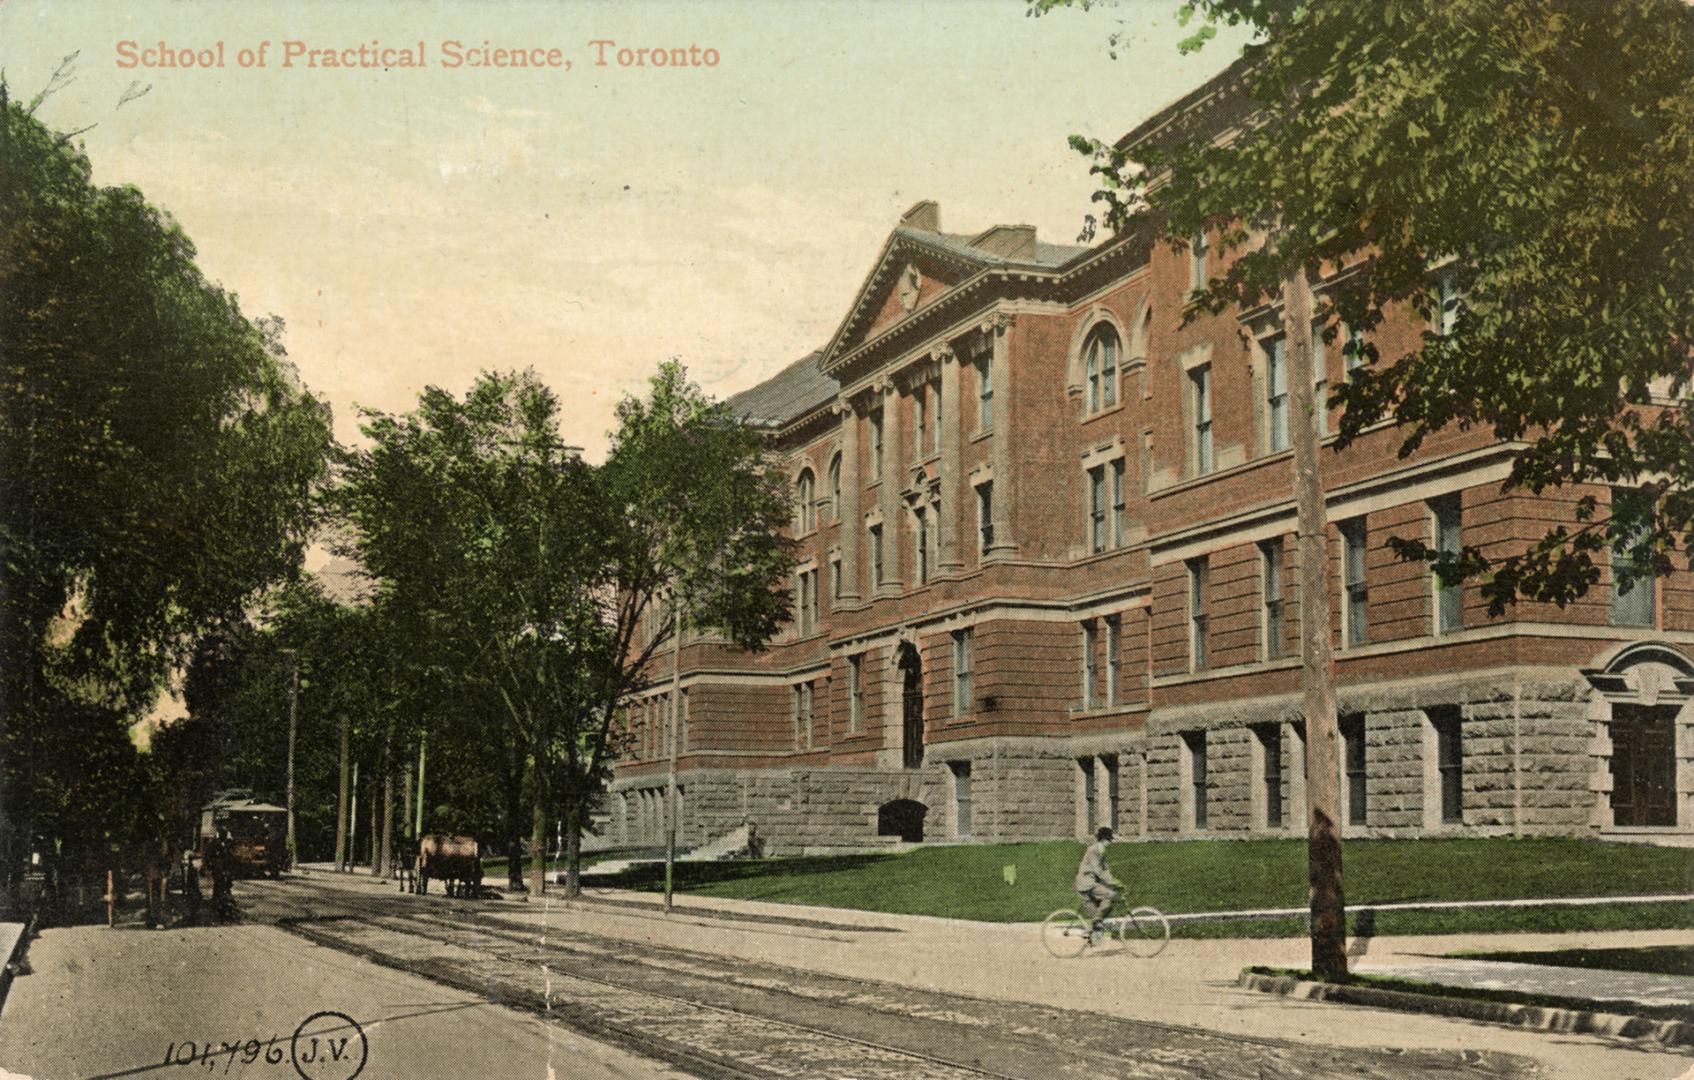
top-left (1073, 826), bottom-right (1122, 938)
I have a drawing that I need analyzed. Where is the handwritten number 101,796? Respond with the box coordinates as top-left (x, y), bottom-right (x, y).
top-left (162, 1038), bottom-right (285, 1071)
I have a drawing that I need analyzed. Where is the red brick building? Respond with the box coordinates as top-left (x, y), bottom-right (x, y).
top-left (608, 79), bottom-right (1694, 853)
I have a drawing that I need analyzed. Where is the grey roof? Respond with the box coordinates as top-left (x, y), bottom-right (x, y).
top-left (895, 226), bottom-right (1091, 269)
top-left (725, 350), bottom-right (837, 428)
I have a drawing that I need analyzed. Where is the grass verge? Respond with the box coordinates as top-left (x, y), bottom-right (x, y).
top-left (1451, 945), bottom-right (1694, 977)
top-left (583, 836), bottom-right (1692, 933)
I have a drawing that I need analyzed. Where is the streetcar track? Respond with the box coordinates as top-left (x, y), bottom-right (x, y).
top-left (261, 878), bottom-right (1533, 1080)
top-left (284, 915), bottom-right (1014, 1079)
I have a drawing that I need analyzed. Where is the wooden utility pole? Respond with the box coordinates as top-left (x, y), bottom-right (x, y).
top-left (1283, 261), bottom-right (1348, 977)
top-left (348, 761), bottom-right (359, 871)
top-left (282, 649), bottom-right (299, 864)
top-left (664, 605), bottom-right (683, 912)
top-left (415, 735), bottom-right (426, 839)
top-left (334, 712), bottom-right (349, 871)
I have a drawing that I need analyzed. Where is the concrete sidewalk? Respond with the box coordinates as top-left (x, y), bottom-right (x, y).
top-left (464, 878), bottom-right (1694, 1080)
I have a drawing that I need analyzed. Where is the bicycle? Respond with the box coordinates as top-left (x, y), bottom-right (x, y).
top-left (1041, 900), bottom-right (1170, 959)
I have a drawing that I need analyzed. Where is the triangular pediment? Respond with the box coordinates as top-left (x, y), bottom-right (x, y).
top-left (821, 228), bottom-right (991, 368)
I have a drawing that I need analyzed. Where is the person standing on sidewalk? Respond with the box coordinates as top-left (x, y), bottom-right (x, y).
top-left (1073, 827), bottom-right (1122, 938)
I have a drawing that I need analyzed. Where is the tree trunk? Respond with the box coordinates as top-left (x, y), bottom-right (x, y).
top-left (1283, 260), bottom-right (1348, 977)
top-left (562, 799), bottom-right (582, 899)
top-left (402, 763), bottom-right (413, 842)
top-left (334, 713), bottom-right (349, 871)
top-left (368, 768), bottom-right (379, 875)
top-left (528, 759), bottom-right (547, 900)
top-left (503, 737), bottom-right (525, 890)
top-left (378, 738), bottom-right (393, 879)
top-left (347, 761), bottom-right (359, 872)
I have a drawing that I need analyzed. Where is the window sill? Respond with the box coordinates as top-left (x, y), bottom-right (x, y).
top-left (1080, 401), bottom-right (1126, 426)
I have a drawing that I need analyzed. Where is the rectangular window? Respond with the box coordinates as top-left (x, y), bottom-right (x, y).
top-left (1342, 518), bottom-right (1368, 647)
top-left (679, 690), bottom-right (689, 752)
top-left (1611, 488), bottom-right (1657, 627)
top-left (1435, 267), bottom-right (1460, 336)
top-left (951, 760), bottom-right (973, 838)
top-left (830, 554), bottom-right (842, 602)
top-left (1088, 465), bottom-right (1107, 554)
top-left (1312, 321), bottom-right (1329, 439)
top-left (791, 685), bottom-right (804, 750)
top-left (976, 481), bottom-right (994, 554)
top-left (1102, 753), bottom-right (1120, 831)
top-left (951, 628), bottom-right (972, 717)
top-left (1261, 537), bottom-right (1285, 660)
top-left (1104, 614), bottom-right (1121, 704)
top-left (1140, 432), bottom-right (1154, 494)
top-left (1101, 335), bottom-right (1118, 409)
top-left (914, 385), bottom-right (927, 459)
top-left (869, 524), bottom-right (884, 588)
top-left (977, 354), bottom-right (993, 430)
top-left (799, 681), bottom-right (814, 749)
top-left (1186, 731), bottom-right (1208, 830)
top-left (1188, 557), bottom-right (1208, 670)
top-left (869, 411), bottom-right (883, 480)
top-left (1259, 725), bottom-right (1284, 828)
top-left (794, 568), bottom-right (817, 635)
top-left (1081, 621), bottom-right (1098, 709)
top-left (914, 507), bottom-right (929, 585)
top-left (1266, 334), bottom-right (1289, 452)
top-left (1432, 495), bottom-right (1463, 635)
top-left (930, 380), bottom-right (942, 456)
top-left (1079, 756), bottom-right (1098, 830)
top-left (1111, 459), bottom-right (1126, 548)
top-left (1430, 705), bottom-right (1463, 824)
top-left (1344, 324), bottom-right (1366, 380)
top-left (1191, 365), bottom-right (1213, 475)
top-left (1342, 713), bottom-right (1367, 826)
top-left (1190, 230), bottom-right (1208, 294)
top-left (848, 654), bottom-right (864, 733)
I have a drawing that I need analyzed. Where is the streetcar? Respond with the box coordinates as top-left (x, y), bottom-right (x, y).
top-left (196, 789), bottom-right (289, 879)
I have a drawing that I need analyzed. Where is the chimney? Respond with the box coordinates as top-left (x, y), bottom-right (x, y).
top-left (969, 224), bottom-right (1038, 261)
top-left (900, 200), bottom-right (941, 232)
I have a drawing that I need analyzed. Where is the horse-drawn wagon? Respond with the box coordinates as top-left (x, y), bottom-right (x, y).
top-left (413, 834), bottom-right (481, 897)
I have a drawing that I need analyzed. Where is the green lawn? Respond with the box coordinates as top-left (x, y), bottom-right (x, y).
top-left (589, 837), bottom-right (1693, 933)
top-left (1455, 945), bottom-right (1694, 977)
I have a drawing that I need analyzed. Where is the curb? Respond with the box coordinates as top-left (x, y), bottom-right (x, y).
top-left (1238, 970), bottom-right (1694, 1046)
top-left (0, 915), bottom-right (37, 1012)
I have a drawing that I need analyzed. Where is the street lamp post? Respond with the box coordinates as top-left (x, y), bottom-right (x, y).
top-left (282, 648), bottom-right (299, 866)
top-left (664, 603), bottom-right (682, 912)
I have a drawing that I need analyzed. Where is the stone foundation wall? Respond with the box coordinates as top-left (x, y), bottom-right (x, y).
top-left (609, 667), bottom-right (1641, 850)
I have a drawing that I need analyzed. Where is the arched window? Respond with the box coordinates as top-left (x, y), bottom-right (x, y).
top-left (827, 453), bottom-right (842, 522)
top-left (795, 469), bottom-right (816, 533)
top-left (1083, 325), bottom-right (1121, 414)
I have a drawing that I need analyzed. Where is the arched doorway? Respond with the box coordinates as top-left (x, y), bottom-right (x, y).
top-left (877, 799), bottom-right (927, 842)
top-left (1583, 642), bottom-right (1694, 830)
top-left (898, 642), bottom-right (924, 769)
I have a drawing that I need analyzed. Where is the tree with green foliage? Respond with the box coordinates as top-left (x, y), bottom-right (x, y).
top-left (1035, 0), bottom-right (1693, 978)
top-left (561, 360), bottom-right (794, 896)
top-left (0, 86), bottom-right (334, 882)
top-left (333, 370), bottom-right (603, 890)
top-left (1051, 0), bottom-right (1693, 611)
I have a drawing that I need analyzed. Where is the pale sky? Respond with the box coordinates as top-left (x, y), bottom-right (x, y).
top-left (2, 0), bottom-right (1249, 457)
